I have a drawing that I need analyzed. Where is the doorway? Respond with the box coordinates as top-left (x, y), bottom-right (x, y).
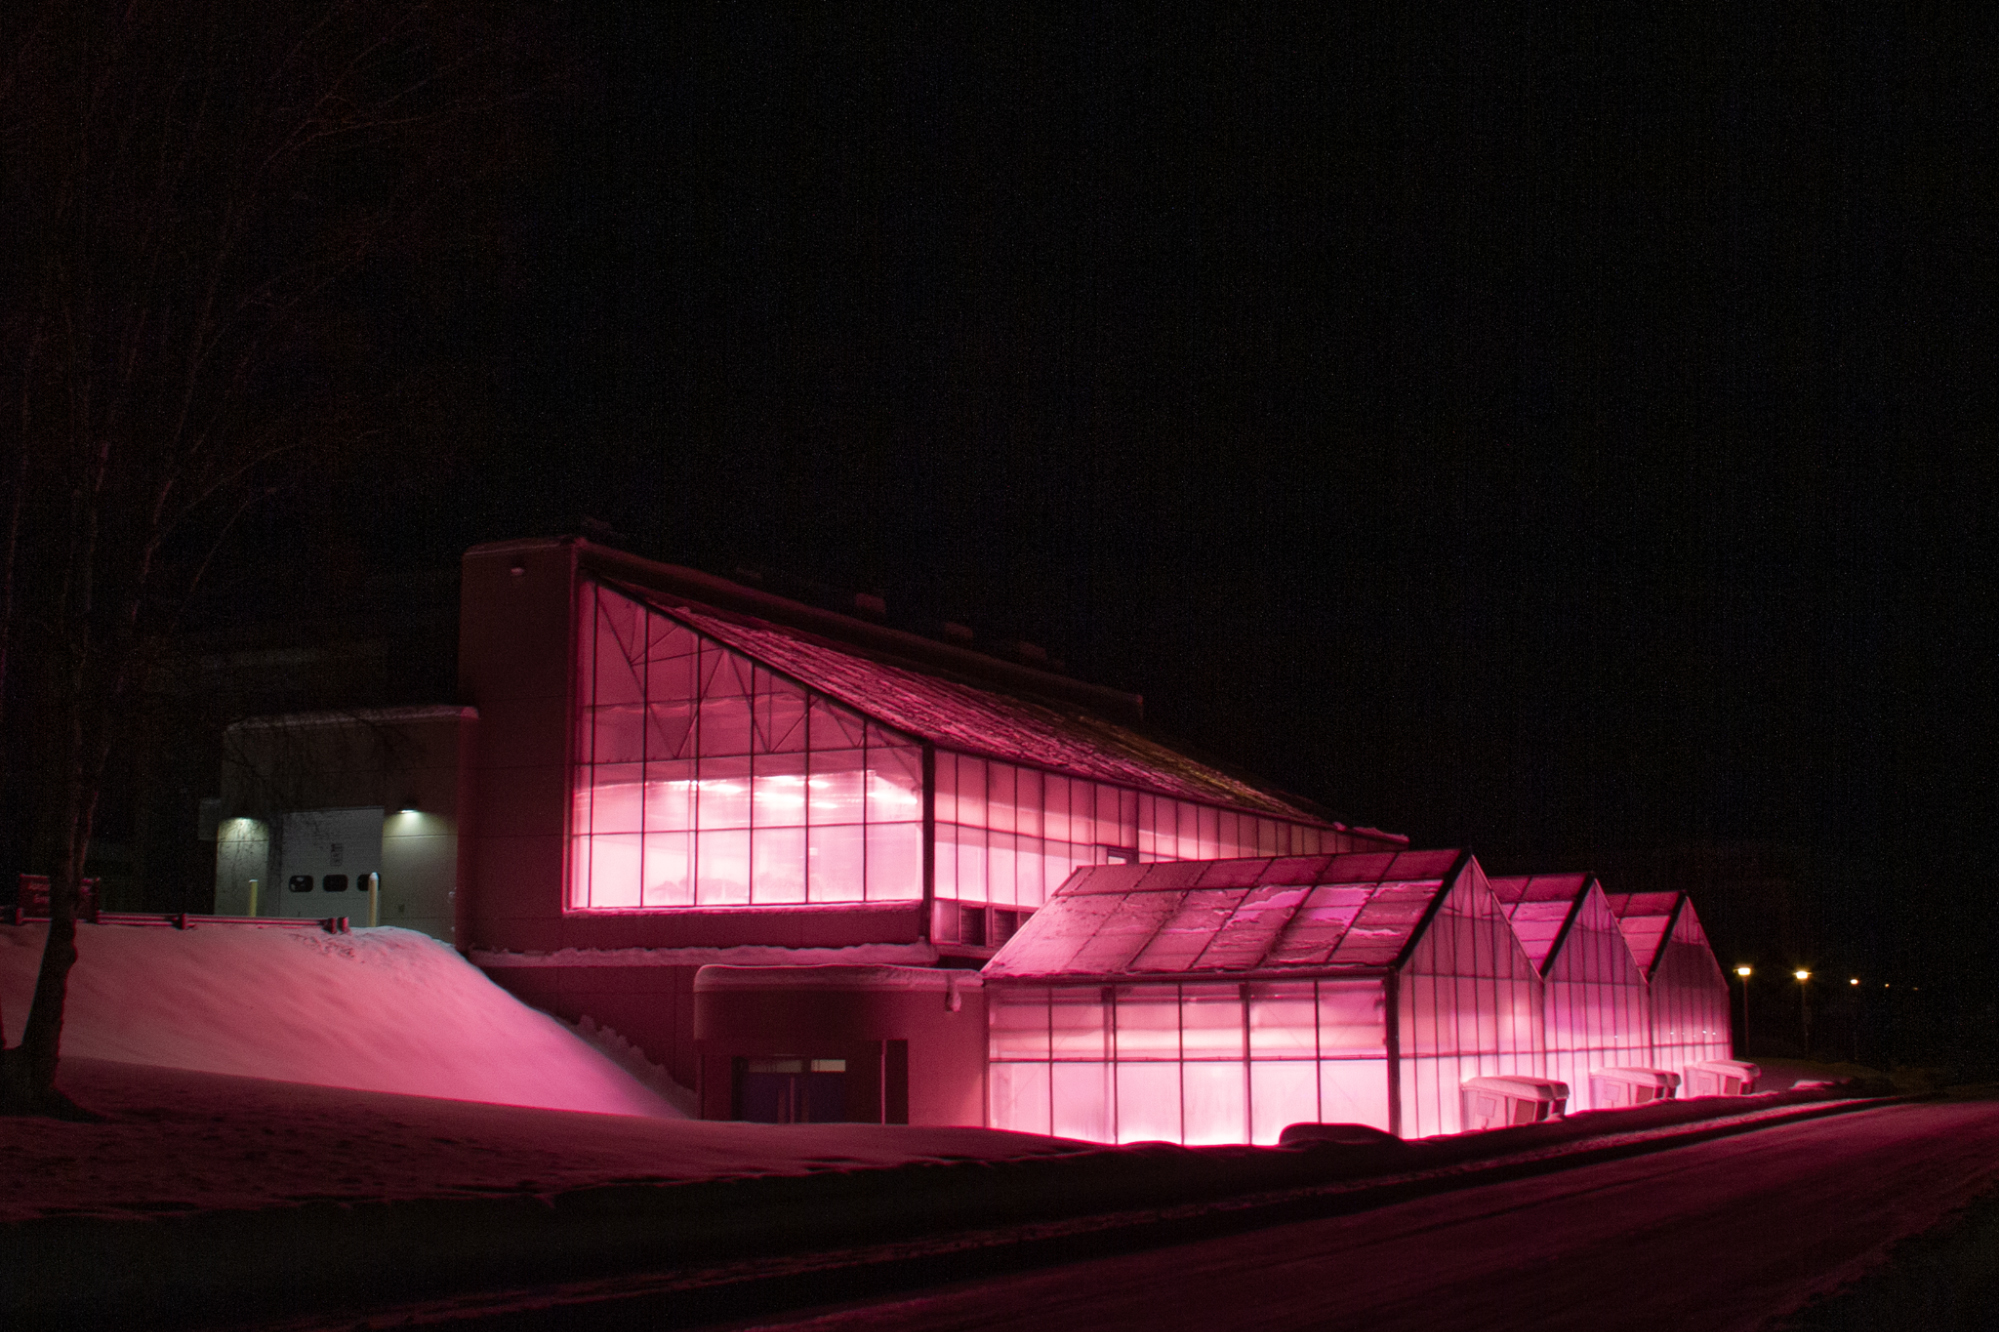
top-left (735, 1057), bottom-right (848, 1123)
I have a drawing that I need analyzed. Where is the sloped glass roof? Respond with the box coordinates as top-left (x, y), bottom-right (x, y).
top-left (1603, 890), bottom-right (1683, 975)
top-left (983, 849), bottom-right (1466, 980)
top-left (1488, 873), bottom-right (1591, 970)
top-left (615, 584), bottom-right (1342, 824)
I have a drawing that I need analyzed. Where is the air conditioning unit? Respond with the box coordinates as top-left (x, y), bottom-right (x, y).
top-left (1460, 1075), bottom-right (1570, 1131)
top-left (1590, 1066), bottom-right (1682, 1108)
top-left (1684, 1059), bottom-right (1760, 1097)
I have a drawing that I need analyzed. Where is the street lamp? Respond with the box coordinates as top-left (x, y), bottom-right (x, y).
top-left (1794, 969), bottom-right (1812, 1055)
top-left (1735, 966), bottom-right (1753, 1054)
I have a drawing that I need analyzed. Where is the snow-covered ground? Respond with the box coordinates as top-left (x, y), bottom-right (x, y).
top-left (0, 920), bottom-right (1084, 1230)
top-left (0, 921), bottom-right (672, 1116)
top-left (0, 1056), bottom-right (1085, 1224)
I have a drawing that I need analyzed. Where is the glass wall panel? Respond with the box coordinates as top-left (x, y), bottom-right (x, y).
top-left (644, 830), bottom-right (693, 906)
top-left (1180, 984), bottom-right (1245, 1059)
top-left (1248, 982), bottom-right (1318, 1057)
top-left (989, 833), bottom-right (1019, 908)
top-left (1541, 888), bottom-right (1651, 1109)
top-left (1250, 1061), bottom-right (1317, 1144)
top-left (1116, 1063), bottom-right (1181, 1143)
top-left (989, 988), bottom-right (1051, 1060)
top-left (992, 978), bottom-right (1394, 1146)
top-left (1397, 864), bottom-right (1546, 1136)
top-left (1114, 986), bottom-right (1182, 1060)
top-left (1182, 1062), bottom-right (1247, 1144)
top-left (1647, 899), bottom-right (1733, 1079)
top-left (1322, 1058), bottom-right (1391, 1131)
top-left (570, 581), bottom-right (924, 908)
top-left (1051, 1062), bottom-right (1112, 1142)
top-left (808, 822), bottom-right (864, 902)
top-left (865, 822), bottom-right (923, 901)
top-left (1049, 990), bottom-right (1108, 1058)
top-left (929, 748), bottom-right (1349, 920)
top-left (991, 1062), bottom-right (1051, 1138)
top-left (750, 827), bottom-right (804, 904)
top-left (1319, 980), bottom-right (1387, 1055)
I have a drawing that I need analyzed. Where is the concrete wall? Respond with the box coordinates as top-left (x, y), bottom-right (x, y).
top-left (214, 707), bottom-right (476, 942)
top-left (693, 965), bottom-right (987, 1126)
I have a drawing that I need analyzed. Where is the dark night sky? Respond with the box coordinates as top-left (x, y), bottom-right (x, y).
top-left (261, 8), bottom-right (1994, 974)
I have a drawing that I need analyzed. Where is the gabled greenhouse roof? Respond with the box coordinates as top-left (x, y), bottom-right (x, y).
top-left (635, 592), bottom-right (1354, 825)
top-left (983, 849), bottom-right (1467, 981)
top-left (1488, 873), bottom-right (1591, 971)
top-left (1603, 890), bottom-right (1684, 975)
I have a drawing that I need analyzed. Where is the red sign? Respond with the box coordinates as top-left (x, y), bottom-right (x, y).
top-left (15, 874), bottom-right (100, 922)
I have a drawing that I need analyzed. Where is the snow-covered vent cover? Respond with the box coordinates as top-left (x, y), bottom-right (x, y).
top-left (0, 923), bottom-right (675, 1117)
top-left (983, 849), bottom-right (1468, 980)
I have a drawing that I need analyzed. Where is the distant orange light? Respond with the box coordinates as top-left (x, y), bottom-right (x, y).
top-left (1735, 966), bottom-right (1752, 978)
top-left (1849, 977), bottom-right (1860, 986)
top-left (1794, 969), bottom-right (1811, 982)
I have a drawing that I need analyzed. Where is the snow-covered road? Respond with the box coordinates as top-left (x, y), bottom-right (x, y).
top-left (772, 1095), bottom-right (1999, 1330)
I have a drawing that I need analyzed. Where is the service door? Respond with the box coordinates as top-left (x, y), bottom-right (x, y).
top-left (276, 808), bottom-right (385, 920)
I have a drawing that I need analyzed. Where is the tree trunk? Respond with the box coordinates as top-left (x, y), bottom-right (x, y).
top-left (0, 708), bottom-right (99, 1116)
top-left (0, 438), bottom-right (112, 1118)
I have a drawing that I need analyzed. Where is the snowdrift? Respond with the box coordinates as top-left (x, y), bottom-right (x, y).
top-left (0, 922), bottom-right (674, 1117)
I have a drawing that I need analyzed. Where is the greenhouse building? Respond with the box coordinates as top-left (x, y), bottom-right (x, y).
top-left (1605, 890), bottom-right (1734, 1078)
top-left (981, 849), bottom-right (1544, 1142)
top-left (1489, 873), bottom-right (1652, 1110)
top-left (210, 536), bottom-right (1741, 1142)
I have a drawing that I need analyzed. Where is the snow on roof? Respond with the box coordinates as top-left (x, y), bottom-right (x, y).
top-left (983, 849), bottom-right (1467, 981)
top-left (227, 705), bottom-right (477, 731)
top-left (1488, 873), bottom-right (1591, 970)
top-left (694, 964), bottom-right (983, 993)
top-left (1603, 890), bottom-right (1685, 974)
top-left (1, 921), bottom-right (672, 1117)
top-left (620, 587), bottom-right (1347, 826)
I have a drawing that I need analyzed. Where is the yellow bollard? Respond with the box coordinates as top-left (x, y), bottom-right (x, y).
top-left (247, 878), bottom-right (259, 917)
top-left (366, 872), bottom-right (380, 928)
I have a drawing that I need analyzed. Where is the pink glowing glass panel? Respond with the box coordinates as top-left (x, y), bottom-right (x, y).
top-left (666, 602), bottom-right (1338, 821)
top-left (575, 579), bottom-right (1389, 928)
top-left (1647, 895), bottom-right (1733, 1077)
top-left (929, 751), bottom-right (1350, 918)
top-left (569, 582), bottom-right (923, 908)
top-left (988, 975), bottom-right (1396, 1147)
top-left (1493, 876), bottom-right (1652, 1110)
top-left (987, 851), bottom-right (1551, 1144)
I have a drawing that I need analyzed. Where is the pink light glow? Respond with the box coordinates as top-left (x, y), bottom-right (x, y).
top-left (985, 853), bottom-right (1546, 1144)
top-left (569, 583), bottom-right (924, 909)
top-left (570, 580), bottom-right (1358, 915)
